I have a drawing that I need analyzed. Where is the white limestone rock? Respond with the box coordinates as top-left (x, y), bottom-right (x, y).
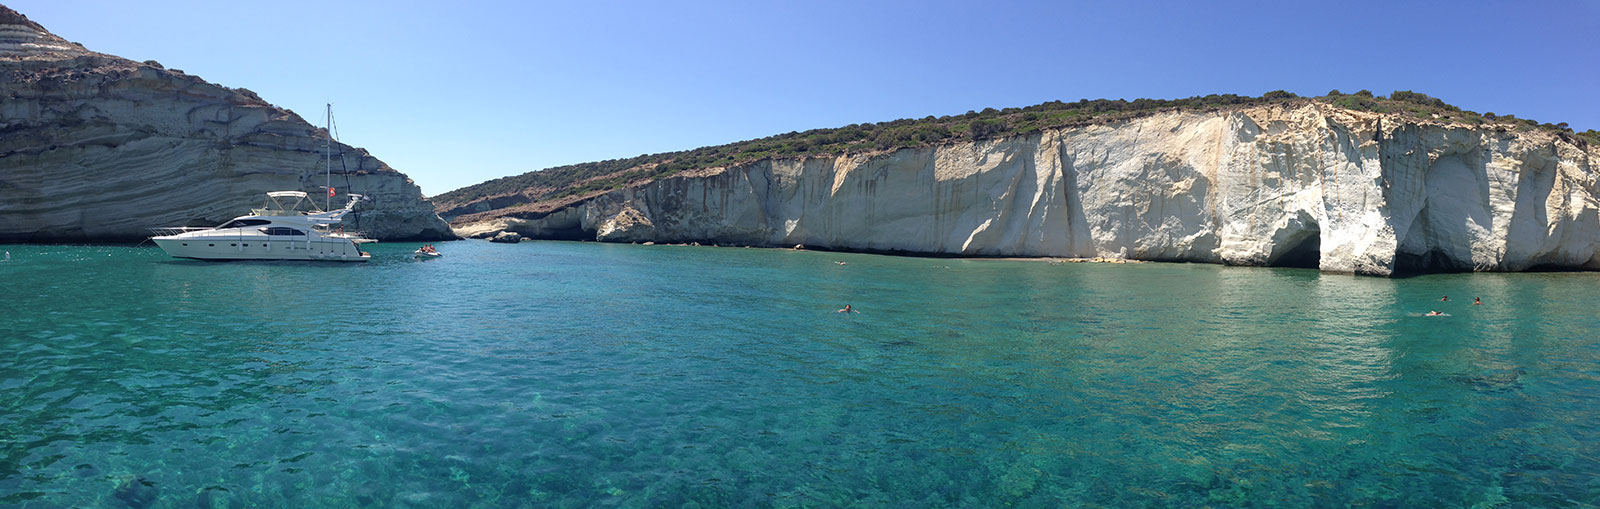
top-left (475, 103), bottom-right (1598, 276)
top-left (593, 204), bottom-right (655, 243)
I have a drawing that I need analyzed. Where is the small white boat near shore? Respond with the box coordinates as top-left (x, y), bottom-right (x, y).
top-left (414, 248), bottom-right (442, 259)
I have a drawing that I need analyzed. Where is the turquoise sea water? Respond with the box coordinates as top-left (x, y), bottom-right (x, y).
top-left (2, 241), bottom-right (1599, 507)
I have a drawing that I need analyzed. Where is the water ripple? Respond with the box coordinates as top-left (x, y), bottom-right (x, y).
top-left (2, 242), bottom-right (1599, 506)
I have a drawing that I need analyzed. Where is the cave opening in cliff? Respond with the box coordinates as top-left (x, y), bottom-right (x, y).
top-left (536, 227), bottom-right (595, 241)
top-left (1270, 232), bottom-right (1322, 269)
top-left (1525, 263), bottom-right (1575, 272)
top-left (1393, 250), bottom-right (1474, 275)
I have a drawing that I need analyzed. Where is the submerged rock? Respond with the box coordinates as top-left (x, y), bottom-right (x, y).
top-left (194, 486), bottom-right (242, 509)
top-left (112, 475), bottom-right (157, 509)
top-left (0, 5), bottom-right (454, 242)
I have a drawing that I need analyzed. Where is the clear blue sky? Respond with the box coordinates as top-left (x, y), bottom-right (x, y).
top-left (9, 1), bottom-right (1598, 196)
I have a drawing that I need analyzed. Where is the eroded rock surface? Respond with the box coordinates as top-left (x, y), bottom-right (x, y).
top-left (0, 5), bottom-right (453, 242)
top-left (468, 103), bottom-right (1598, 275)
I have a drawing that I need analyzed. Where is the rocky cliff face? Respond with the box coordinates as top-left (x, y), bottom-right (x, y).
top-left (461, 103), bottom-right (1599, 276)
top-left (0, 6), bottom-right (453, 242)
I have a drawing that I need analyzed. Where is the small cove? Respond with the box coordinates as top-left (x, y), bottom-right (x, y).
top-left (2, 240), bottom-right (1598, 506)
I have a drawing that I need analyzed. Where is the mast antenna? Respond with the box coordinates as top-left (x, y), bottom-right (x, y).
top-left (324, 103), bottom-right (332, 211)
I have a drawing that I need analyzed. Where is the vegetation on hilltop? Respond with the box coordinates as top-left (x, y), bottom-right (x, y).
top-left (1326, 89), bottom-right (1596, 144)
top-left (435, 90), bottom-right (1597, 216)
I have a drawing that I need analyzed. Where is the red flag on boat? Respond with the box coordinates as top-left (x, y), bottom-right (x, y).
top-left (328, 187), bottom-right (336, 197)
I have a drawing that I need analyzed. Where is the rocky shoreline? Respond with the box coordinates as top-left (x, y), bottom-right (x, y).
top-left (471, 235), bottom-right (1151, 268)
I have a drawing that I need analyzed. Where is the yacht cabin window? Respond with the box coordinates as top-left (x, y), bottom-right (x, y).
top-left (263, 227), bottom-right (307, 236)
top-left (216, 219), bottom-right (272, 229)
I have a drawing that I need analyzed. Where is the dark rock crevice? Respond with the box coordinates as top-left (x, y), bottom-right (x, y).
top-left (1269, 232), bottom-right (1321, 269)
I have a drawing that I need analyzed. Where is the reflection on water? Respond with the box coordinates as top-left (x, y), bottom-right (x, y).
top-left (2, 242), bottom-right (1599, 506)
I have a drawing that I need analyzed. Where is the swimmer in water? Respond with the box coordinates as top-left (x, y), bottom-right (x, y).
top-left (1440, 295), bottom-right (1449, 302)
top-left (836, 261), bottom-right (846, 265)
top-left (836, 304), bottom-right (859, 314)
top-left (1474, 297), bottom-right (1482, 305)
top-left (1425, 310), bottom-right (1445, 316)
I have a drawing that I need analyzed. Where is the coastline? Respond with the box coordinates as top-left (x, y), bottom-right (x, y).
top-left (469, 238), bottom-right (1600, 275)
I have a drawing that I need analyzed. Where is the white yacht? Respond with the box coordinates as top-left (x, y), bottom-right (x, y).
top-left (152, 103), bottom-right (376, 262)
top-left (150, 191), bottom-right (374, 262)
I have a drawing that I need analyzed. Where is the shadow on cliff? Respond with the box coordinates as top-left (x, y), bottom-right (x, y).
top-left (1387, 128), bottom-right (1493, 276)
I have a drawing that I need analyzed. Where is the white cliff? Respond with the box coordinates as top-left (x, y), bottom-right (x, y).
top-left (0, 6), bottom-right (453, 242)
top-left (465, 103), bottom-right (1599, 276)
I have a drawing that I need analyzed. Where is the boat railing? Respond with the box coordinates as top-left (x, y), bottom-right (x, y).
top-left (323, 231), bottom-right (377, 243)
top-left (148, 226), bottom-right (211, 236)
top-left (251, 208), bottom-right (312, 217)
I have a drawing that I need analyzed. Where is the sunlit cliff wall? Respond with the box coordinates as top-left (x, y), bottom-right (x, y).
top-left (464, 103), bottom-right (1599, 276)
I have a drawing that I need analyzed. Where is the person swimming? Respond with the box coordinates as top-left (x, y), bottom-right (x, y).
top-left (836, 261), bottom-right (846, 265)
top-left (1425, 310), bottom-right (1445, 316)
top-left (1440, 295), bottom-right (1449, 302)
top-left (1474, 297), bottom-right (1482, 305)
top-left (836, 304), bottom-right (859, 314)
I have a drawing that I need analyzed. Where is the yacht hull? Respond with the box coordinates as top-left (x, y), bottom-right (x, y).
top-left (153, 237), bottom-right (370, 262)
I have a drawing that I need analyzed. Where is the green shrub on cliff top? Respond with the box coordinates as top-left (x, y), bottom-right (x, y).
top-left (1580, 130), bottom-right (1600, 146)
top-left (435, 90), bottom-right (1590, 215)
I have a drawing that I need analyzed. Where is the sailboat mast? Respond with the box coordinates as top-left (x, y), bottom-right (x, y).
top-left (324, 103), bottom-right (332, 211)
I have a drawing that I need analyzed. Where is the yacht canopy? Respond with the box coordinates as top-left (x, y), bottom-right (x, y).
top-left (256, 191), bottom-right (321, 217)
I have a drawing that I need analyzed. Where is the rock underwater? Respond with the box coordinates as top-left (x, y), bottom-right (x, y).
top-left (460, 103), bottom-right (1599, 276)
top-left (0, 5), bottom-right (454, 242)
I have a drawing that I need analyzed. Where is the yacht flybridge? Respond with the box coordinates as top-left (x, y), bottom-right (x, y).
top-left (151, 191), bottom-right (374, 261)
